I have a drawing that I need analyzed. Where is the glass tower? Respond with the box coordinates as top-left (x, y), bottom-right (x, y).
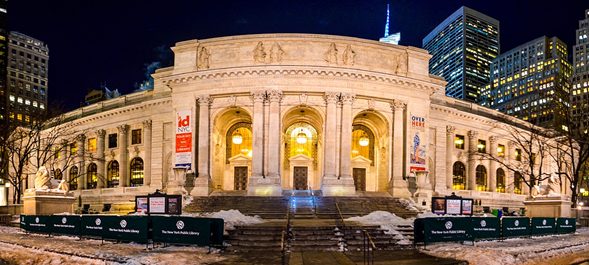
top-left (572, 10), bottom-right (589, 129)
top-left (423, 6), bottom-right (499, 103)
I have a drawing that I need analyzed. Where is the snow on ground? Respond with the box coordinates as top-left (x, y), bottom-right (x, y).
top-left (421, 227), bottom-right (589, 265)
top-left (398, 198), bottom-right (428, 212)
top-left (345, 211), bottom-right (411, 240)
top-left (200, 209), bottom-right (264, 231)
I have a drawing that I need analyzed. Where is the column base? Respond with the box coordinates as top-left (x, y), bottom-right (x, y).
top-left (190, 175), bottom-right (212, 196)
top-left (388, 177), bottom-right (412, 198)
top-left (414, 189), bottom-right (433, 208)
top-left (321, 175), bottom-right (356, 196)
top-left (247, 176), bottom-right (282, 196)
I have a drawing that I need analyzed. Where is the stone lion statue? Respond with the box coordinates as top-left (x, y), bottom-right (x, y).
top-left (33, 166), bottom-right (51, 190)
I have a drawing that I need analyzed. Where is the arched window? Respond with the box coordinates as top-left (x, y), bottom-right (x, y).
top-left (225, 123), bottom-right (252, 163)
top-left (69, 166), bottom-right (78, 190)
top-left (496, 168), bottom-right (505, 193)
top-left (107, 160), bottom-right (120, 188)
top-left (86, 163), bottom-right (98, 189)
top-left (54, 169), bottom-right (63, 180)
top-left (514, 172), bottom-right (523, 194)
top-left (452, 162), bottom-right (466, 190)
top-left (130, 158), bottom-right (144, 187)
top-left (476, 165), bottom-right (487, 191)
top-left (352, 125), bottom-right (375, 165)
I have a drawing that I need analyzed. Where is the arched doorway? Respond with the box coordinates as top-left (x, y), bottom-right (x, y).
top-left (86, 163), bottom-right (98, 189)
top-left (496, 168), bottom-right (505, 193)
top-left (130, 157), bottom-right (144, 187)
top-left (352, 110), bottom-right (389, 192)
top-left (212, 107), bottom-right (253, 191)
top-left (282, 106), bottom-right (323, 190)
top-left (452, 162), bottom-right (466, 190)
top-left (107, 160), bottom-right (119, 188)
top-left (476, 165), bottom-right (487, 191)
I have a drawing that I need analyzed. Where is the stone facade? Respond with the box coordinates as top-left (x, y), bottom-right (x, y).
top-left (32, 34), bottom-right (569, 209)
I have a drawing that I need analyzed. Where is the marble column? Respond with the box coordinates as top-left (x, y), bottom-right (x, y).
top-left (323, 92), bottom-right (338, 179)
top-left (507, 140), bottom-right (516, 194)
top-left (76, 134), bottom-right (86, 190)
top-left (117, 125), bottom-right (129, 187)
top-left (267, 89), bottom-right (282, 180)
top-left (339, 93), bottom-right (354, 180)
top-left (389, 100), bottom-right (408, 197)
top-left (467, 130), bottom-right (478, 191)
top-left (143, 120), bottom-right (152, 186)
top-left (250, 91), bottom-right (265, 179)
top-left (488, 136), bottom-right (497, 192)
top-left (193, 95), bottom-right (212, 196)
top-left (445, 125), bottom-right (455, 190)
top-left (96, 129), bottom-right (106, 189)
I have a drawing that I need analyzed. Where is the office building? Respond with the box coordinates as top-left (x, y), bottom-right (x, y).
top-left (572, 10), bottom-right (589, 128)
top-left (423, 6), bottom-right (499, 102)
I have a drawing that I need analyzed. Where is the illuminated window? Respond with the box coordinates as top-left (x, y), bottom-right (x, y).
top-left (352, 125), bottom-right (374, 162)
top-left (497, 144), bottom-right (505, 157)
top-left (515, 149), bottom-right (522, 161)
top-left (476, 165), bottom-right (487, 191)
top-left (87, 138), bottom-right (96, 152)
top-left (107, 160), bottom-right (119, 188)
top-left (452, 162), bottom-right (466, 190)
top-left (496, 168), bottom-right (505, 193)
top-left (54, 169), bottom-right (63, 180)
top-left (86, 163), bottom-right (98, 189)
top-left (69, 166), bottom-right (78, 190)
top-left (477, 140), bottom-right (486, 153)
top-left (131, 129), bottom-right (142, 145)
top-left (454, 135), bottom-right (465, 149)
top-left (225, 123), bottom-right (252, 163)
top-left (130, 158), bottom-right (144, 187)
top-left (70, 143), bottom-right (77, 155)
top-left (514, 172), bottom-right (523, 194)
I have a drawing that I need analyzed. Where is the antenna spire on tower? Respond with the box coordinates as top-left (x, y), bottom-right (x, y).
top-left (384, 3), bottom-right (390, 37)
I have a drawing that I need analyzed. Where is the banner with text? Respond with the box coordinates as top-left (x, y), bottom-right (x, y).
top-left (409, 114), bottom-right (426, 172)
top-left (175, 110), bottom-right (192, 169)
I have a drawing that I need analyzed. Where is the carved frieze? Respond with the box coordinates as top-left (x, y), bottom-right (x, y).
top-left (197, 46), bottom-right (210, 70)
top-left (324, 43), bottom-right (338, 64)
top-left (342, 45), bottom-right (356, 66)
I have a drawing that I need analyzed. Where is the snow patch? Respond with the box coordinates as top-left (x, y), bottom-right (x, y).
top-left (201, 209), bottom-right (264, 231)
top-left (345, 211), bottom-right (411, 240)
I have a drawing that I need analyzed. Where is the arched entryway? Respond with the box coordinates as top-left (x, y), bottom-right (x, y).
top-left (351, 110), bottom-right (389, 192)
top-left (212, 107), bottom-right (253, 191)
top-left (282, 106), bottom-right (323, 190)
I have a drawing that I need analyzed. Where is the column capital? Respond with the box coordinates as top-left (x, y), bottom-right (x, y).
top-left (142, 119), bottom-right (152, 129)
top-left (489, 136), bottom-right (498, 144)
top-left (340, 93), bottom-right (355, 105)
top-left (446, 125), bottom-right (456, 134)
top-left (267, 89), bottom-right (283, 103)
top-left (197, 95), bottom-right (213, 106)
top-left (467, 130), bottom-right (478, 138)
top-left (390, 99), bottom-right (407, 111)
top-left (96, 129), bottom-right (106, 138)
top-left (250, 90), bottom-right (266, 103)
top-left (117, 124), bottom-right (129, 135)
top-left (324, 92), bottom-right (339, 104)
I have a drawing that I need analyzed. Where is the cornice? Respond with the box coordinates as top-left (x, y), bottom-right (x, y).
top-left (68, 98), bottom-right (172, 127)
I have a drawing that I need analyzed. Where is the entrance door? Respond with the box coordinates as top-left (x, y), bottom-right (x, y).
top-left (234, 166), bottom-right (248, 190)
top-left (353, 168), bottom-right (366, 191)
top-left (293, 167), bottom-right (308, 190)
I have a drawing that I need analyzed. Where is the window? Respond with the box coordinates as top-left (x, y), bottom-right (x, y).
top-left (497, 144), bottom-right (505, 157)
top-left (87, 138), bottom-right (96, 152)
top-left (515, 148), bottom-right (522, 161)
top-left (69, 166), bottom-right (78, 190)
top-left (454, 135), bottom-right (465, 149)
top-left (452, 162), bottom-right (466, 190)
top-left (514, 172), bottom-right (523, 194)
top-left (70, 143), bottom-right (77, 155)
top-left (107, 160), bottom-right (119, 188)
top-left (477, 140), bottom-right (486, 153)
top-left (476, 165), bottom-right (487, 191)
top-left (86, 163), bottom-right (98, 189)
top-left (54, 169), bottom-right (63, 180)
top-left (496, 168), bottom-right (505, 193)
top-left (108, 133), bottom-right (117, 148)
top-left (130, 158), bottom-right (144, 187)
top-left (131, 129), bottom-right (142, 145)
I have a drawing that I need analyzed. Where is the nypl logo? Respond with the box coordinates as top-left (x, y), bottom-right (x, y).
top-left (120, 220), bottom-right (128, 228)
top-left (445, 221), bottom-right (453, 230)
top-left (515, 220), bottom-right (520, 226)
top-left (61, 217), bottom-right (67, 224)
top-left (35, 217), bottom-right (39, 223)
top-left (480, 220), bottom-right (487, 227)
top-left (95, 218), bottom-right (102, 226)
top-left (542, 219), bottom-right (547, 226)
top-left (565, 220), bottom-right (569, 225)
top-left (176, 220), bottom-right (185, 230)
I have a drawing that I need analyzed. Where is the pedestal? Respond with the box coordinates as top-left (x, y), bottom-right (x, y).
top-left (321, 176), bottom-right (356, 196)
top-left (524, 196), bottom-right (572, 218)
top-left (247, 176), bottom-right (282, 196)
top-left (23, 190), bottom-right (75, 215)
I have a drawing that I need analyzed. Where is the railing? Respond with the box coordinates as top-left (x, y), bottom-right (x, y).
top-left (335, 200), bottom-right (347, 252)
top-left (362, 230), bottom-right (376, 265)
top-left (309, 187), bottom-right (317, 214)
top-left (281, 197), bottom-right (293, 265)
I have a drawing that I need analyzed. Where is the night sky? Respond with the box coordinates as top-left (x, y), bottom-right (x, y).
top-left (8, 0), bottom-right (588, 111)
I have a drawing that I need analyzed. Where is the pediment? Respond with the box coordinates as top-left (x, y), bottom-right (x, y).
top-left (289, 154), bottom-right (313, 162)
top-left (351, 155), bottom-right (372, 164)
top-left (228, 154), bottom-right (251, 162)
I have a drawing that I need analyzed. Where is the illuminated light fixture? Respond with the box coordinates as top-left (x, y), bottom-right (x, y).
top-left (477, 143), bottom-right (485, 149)
top-left (454, 138), bottom-right (464, 145)
top-left (581, 188), bottom-right (586, 194)
top-left (232, 129), bottom-right (243, 145)
top-left (359, 133), bottom-right (370, 147)
top-left (296, 129), bottom-right (307, 144)
top-left (497, 147), bottom-right (504, 153)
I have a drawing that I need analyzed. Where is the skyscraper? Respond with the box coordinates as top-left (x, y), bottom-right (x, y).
top-left (483, 36), bottom-right (571, 128)
top-left (572, 10), bottom-right (589, 129)
top-left (423, 6), bottom-right (499, 102)
top-left (0, 0), bottom-right (7, 125)
top-left (6, 32), bottom-right (49, 126)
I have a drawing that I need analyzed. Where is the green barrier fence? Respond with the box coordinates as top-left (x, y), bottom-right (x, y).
top-left (21, 215), bottom-right (51, 234)
top-left (556, 218), bottom-right (576, 234)
top-left (501, 217), bottom-right (530, 238)
top-left (418, 217), bottom-right (473, 244)
top-left (50, 215), bottom-right (81, 236)
top-left (531, 217), bottom-right (556, 235)
top-left (101, 216), bottom-right (149, 243)
top-left (470, 217), bottom-right (500, 239)
top-left (81, 215), bottom-right (107, 238)
top-left (151, 216), bottom-right (212, 246)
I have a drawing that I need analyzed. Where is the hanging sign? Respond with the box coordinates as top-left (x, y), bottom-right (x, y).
top-left (410, 114), bottom-right (426, 172)
top-left (175, 110), bottom-right (192, 169)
